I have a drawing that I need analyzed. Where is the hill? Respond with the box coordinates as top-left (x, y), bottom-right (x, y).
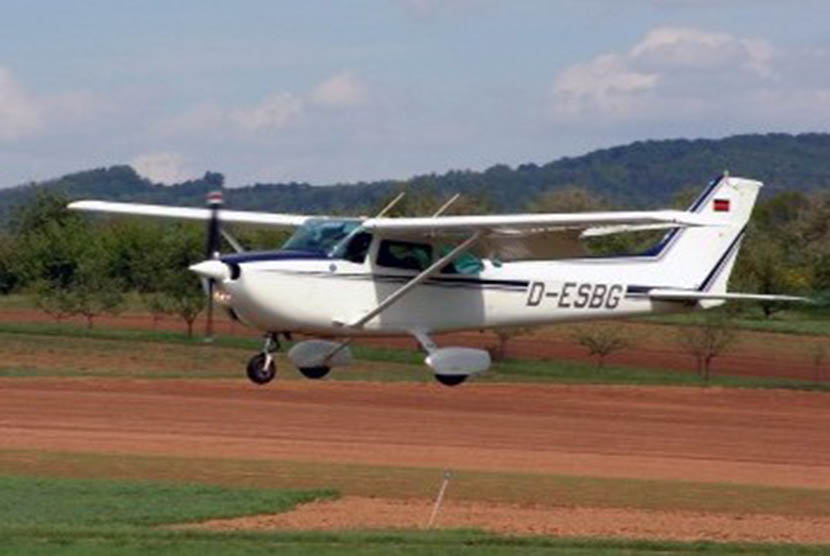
top-left (2, 132), bottom-right (830, 224)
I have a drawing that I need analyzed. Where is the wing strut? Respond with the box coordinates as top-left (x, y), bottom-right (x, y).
top-left (347, 232), bottom-right (482, 328)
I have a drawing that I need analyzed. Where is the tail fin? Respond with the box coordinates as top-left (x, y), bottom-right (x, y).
top-left (651, 174), bottom-right (761, 296)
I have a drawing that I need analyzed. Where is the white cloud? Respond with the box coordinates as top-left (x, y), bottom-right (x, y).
top-left (158, 72), bottom-right (369, 138)
top-left (0, 67), bottom-right (103, 143)
top-left (229, 93), bottom-right (303, 132)
top-left (550, 27), bottom-right (779, 122)
top-left (132, 152), bottom-right (199, 185)
top-left (0, 67), bottom-right (42, 141)
top-left (630, 27), bottom-right (774, 77)
top-left (310, 71), bottom-right (368, 108)
top-left (552, 54), bottom-right (659, 118)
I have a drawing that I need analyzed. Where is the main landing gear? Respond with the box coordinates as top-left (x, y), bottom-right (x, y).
top-left (246, 333), bottom-right (278, 385)
top-left (434, 374), bottom-right (468, 387)
top-left (245, 333), bottom-right (341, 385)
top-left (298, 366), bottom-right (331, 380)
top-left (413, 330), bottom-right (491, 387)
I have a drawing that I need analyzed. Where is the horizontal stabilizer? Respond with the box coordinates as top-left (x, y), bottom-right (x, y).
top-left (647, 289), bottom-right (808, 303)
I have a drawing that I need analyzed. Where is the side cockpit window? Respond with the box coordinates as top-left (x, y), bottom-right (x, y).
top-left (377, 239), bottom-right (433, 271)
top-left (342, 232), bottom-right (373, 264)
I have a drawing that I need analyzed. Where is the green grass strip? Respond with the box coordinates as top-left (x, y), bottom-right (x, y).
top-left (1, 527), bottom-right (829, 555)
top-left (0, 475), bottom-right (334, 530)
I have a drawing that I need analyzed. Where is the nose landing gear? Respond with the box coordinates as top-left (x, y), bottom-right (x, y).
top-left (246, 333), bottom-right (279, 385)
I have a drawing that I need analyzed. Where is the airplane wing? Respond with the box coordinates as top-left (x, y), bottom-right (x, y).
top-left (362, 210), bottom-right (720, 261)
top-left (67, 200), bottom-right (308, 229)
top-left (361, 210), bottom-right (718, 236)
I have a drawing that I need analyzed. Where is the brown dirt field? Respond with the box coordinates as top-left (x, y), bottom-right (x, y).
top-left (2, 379), bottom-right (829, 489)
top-left (188, 496), bottom-right (830, 544)
top-left (2, 308), bottom-right (828, 381)
top-left (3, 378), bottom-right (830, 541)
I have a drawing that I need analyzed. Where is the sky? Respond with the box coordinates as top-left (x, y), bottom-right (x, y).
top-left (2, 0), bottom-right (830, 188)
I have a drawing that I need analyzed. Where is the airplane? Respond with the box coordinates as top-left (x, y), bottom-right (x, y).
top-left (68, 173), bottom-right (805, 386)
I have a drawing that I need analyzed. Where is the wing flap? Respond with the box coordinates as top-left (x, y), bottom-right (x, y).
top-left (68, 200), bottom-right (308, 229)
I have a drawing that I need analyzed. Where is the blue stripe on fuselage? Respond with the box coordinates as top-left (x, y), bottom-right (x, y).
top-left (220, 249), bottom-right (329, 264)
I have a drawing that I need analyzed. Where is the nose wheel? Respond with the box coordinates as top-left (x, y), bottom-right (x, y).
top-left (246, 333), bottom-right (279, 385)
top-left (246, 353), bottom-right (276, 384)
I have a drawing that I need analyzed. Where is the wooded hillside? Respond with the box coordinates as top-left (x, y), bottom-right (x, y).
top-left (2, 133), bottom-right (830, 225)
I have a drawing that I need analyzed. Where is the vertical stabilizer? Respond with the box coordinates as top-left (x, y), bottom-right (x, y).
top-left (650, 174), bottom-right (761, 295)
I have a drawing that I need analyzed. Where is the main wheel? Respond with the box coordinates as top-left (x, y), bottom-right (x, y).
top-left (299, 366), bottom-right (330, 380)
top-left (435, 374), bottom-right (467, 387)
top-left (246, 353), bottom-right (276, 385)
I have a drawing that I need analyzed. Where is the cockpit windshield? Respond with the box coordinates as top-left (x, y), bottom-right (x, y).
top-left (281, 218), bottom-right (362, 255)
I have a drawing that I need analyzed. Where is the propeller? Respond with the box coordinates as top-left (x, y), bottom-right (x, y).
top-left (204, 190), bottom-right (223, 340)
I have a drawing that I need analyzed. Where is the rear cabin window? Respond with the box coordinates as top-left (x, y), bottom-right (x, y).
top-left (376, 240), bottom-right (433, 271)
top-left (440, 248), bottom-right (483, 275)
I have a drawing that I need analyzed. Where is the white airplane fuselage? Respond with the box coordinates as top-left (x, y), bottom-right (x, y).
top-left (217, 250), bottom-right (691, 337)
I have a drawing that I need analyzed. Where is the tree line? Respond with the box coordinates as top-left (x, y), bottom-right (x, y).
top-left (0, 192), bottom-right (288, 334)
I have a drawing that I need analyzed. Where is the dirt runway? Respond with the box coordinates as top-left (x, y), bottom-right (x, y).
top-left (1, 378), bottom-right (829, 490)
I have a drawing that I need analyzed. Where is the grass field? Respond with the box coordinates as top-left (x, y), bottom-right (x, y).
top-left (1, 474), bottom-right (827, 555)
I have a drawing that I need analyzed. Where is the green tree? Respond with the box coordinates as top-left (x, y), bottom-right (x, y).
top-left (734, 229), bottom-right (808, 318)
top-left (30, 279), bottom-right (75, 321)
top-left (13, 191), bottom-right (127, 326)
top-left (64, 248), bottom-right (125, 328)
top-left (489, 327), bottom-right (533, 362)
top-left (0, 233), bottom-right (17, 294)
top-left (572, 323), bottom-right (632, 368)
top-left (677, 312), bottom-right (739, 380)
top-left (528, 186), bottom-right (608, 213)
top-left (145, 224), bottom-right (208, 337)
top-left (157, 271), bottom-right (205, 338)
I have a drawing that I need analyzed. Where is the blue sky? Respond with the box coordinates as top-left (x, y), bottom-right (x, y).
top-left (2, 0), bottom-right (830, 187)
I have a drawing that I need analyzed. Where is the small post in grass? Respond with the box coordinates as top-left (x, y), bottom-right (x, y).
top-left (427, 469), bottom-right (452, 529)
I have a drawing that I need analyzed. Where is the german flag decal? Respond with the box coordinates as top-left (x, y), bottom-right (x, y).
top-left (713, 199), bottom-right (730, 212)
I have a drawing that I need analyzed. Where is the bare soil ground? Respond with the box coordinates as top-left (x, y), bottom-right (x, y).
top-left (2, 378), bottom-right (830, 542)
top-left (189, 496), bottom-right (830, 544)
top-left (2, 308), bottom-right (827, 380)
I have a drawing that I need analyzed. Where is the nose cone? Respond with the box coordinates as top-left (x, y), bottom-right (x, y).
top-left (189, 259), bottom-right (230, 281)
